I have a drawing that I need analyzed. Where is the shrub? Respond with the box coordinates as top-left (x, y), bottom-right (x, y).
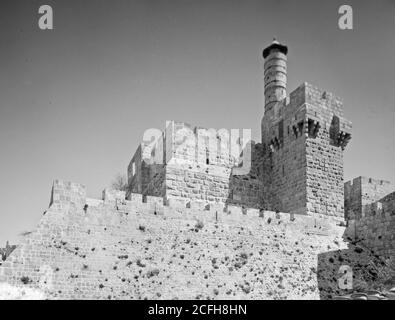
top-left (20, 276), bottom-right (31, 284)
top-left (111, 173), bottom-right (128, 191)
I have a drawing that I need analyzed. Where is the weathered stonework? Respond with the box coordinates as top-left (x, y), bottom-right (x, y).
top-left (1, 39), bottom-right (393, 300)
top-left (127, 120), bottom-right (265, 209)
top-left (1, 181), bottom-right (393, 299)
top-left (345, 177), bottom-right (395, 259)
top-left (261, 41), bottom-right (351, 218)
top-left (344, 176), bottom-right (394, 220)
top-left (128, 40), bottom-right (352, 220)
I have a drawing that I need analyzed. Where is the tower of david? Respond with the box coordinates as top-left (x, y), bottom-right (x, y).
top-left (0, 40), bottom-right (394, 300)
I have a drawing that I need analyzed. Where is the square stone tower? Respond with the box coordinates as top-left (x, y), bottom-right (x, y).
top-left (261, 39), bottom-right (352, 218)
top-left (344, 176), bottom-right (394, 220)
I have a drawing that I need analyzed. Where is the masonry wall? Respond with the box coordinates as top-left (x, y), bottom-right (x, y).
top-left (261, 83), bottom-right (351, 218)
top-left (228, 143), bottom-right (265, 208)
top-left (347, 190), bottom-right (395, 259)
top-left (344, 177), bottom-right (362, 221)
top-left (304, 83), bottom-right (351, 218)
top-left (262, 87), bottom-right (304, 214)
top-left (128, 120), bottom-right (266, 208)
top-left (345, 177), bottom-right (394, 220)
top-left (127, 144), bottom-right (143, 194)
top-left (2, 180), bottom-right (393, 300)
top-left (165, 164), bottom-right (230, 203)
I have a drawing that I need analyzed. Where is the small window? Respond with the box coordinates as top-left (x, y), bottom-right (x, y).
top-left (132, 162), bottom-right (136, 176)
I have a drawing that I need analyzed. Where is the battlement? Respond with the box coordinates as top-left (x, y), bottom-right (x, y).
top-left (124, 41), bottom-right (354, 221)
top-left (269, 82), bottom-right (345, 120)
top-left (50, 180), bottom-right (345, 226)
top-left (50, 179), bottom-right (87, 209)
top-left (3, 179), bottom-right (393, 300)
top-left (127, 120), bottom-right (265, 209)
top-left (264, 82), bottom-right (351, 149)
top-left (289, 82), bottom-right (344, 116)
top-left (261, 81), bottom-right (352, 218)
top-left (347, 191), bottom-right (395, 259)
top-left (344, 176), bottom-right (395, 220)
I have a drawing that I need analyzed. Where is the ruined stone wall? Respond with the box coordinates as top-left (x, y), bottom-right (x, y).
top-left (261, 83), bottom-right (351, 218)
top-left (345, 177), bottom-right (394, 220)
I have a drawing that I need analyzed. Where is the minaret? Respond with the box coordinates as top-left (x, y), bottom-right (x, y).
top-left (262, 38), bottom-right (288, 115)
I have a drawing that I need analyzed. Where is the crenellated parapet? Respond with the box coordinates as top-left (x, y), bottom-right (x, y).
top-left (50, 179), bottom-right (87, 209)
top-left (329, 115), bottom-right (352, 150)
top-left (346, 189), bottom-right (395, 259)
top-left (344, 176), bottom-right (394, 220)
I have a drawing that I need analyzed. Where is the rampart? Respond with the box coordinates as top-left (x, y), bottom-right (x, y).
top-left (0, 180), bottom-right (393, 300)
top-left (261, 82), bottom-right (351, 218)
top-left (346, 187), bottom-right (395, 259)
top-left (344, 176), bottom-right (394, 220)
top-left (127, 121), bottom-right (265, 209)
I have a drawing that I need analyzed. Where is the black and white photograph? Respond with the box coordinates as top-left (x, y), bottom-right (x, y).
top-left (0, 0), bottom-right (394, 308)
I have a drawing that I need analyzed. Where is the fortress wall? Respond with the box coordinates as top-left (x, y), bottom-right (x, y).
top-left (349, 191), bottom-right (395, 258)
top-left (143, 164), bottom-right (166, 197)
top-left (261, 86), bottom-right (308, 214)
top-left (360, 178), bottom-right (394, 215)
top-left (261, 85), bottom-right (308, 214)
top-left (261, 83), bottom-right (351, 218)
top-left (1, 180), bottom-right (393, 300)
top-left (50, 180), bottom-right (86, 207)
top-left (345, 177), bottom-right (394, 220)
top-left (344, 177), bottom-right (362, 220)
top-left (165, 164), bottom-right (230, 203)
top-left (127, 144), bottom-right (143, 194)
top-left (303, 83), bottom-right (350, 219)
top-left (228, 143), bottom-right (265, 208)
top-left (128, 120), bottom-right (265, 207)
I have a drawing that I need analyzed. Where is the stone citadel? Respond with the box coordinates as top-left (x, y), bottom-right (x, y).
top-left (0, 40), bottom-right (394, 299)
top-left (128, 39), bottom-right (352, 220)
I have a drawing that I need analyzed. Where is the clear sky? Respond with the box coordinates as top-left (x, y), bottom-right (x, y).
top-left (1, 0), bottom-right (394, 245)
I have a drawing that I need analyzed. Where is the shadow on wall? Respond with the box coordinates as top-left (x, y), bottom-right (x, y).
top-left (225, 143), bottom-right (269, 211)
top-left (0, 242), bottom-right (17, 262)
top-left (316, 229), bottom-right (395, 299)
top-left (129, 141), bottom-right (274, 211)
